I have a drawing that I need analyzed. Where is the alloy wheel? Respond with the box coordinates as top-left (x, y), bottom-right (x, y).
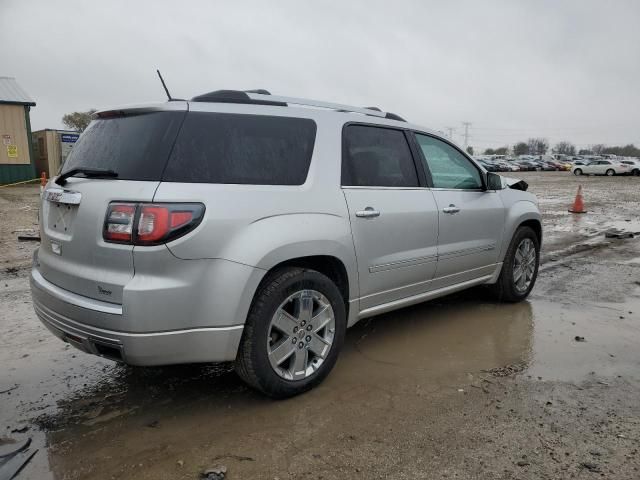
top-left (513, 238), bottom-right (536, 293)
top-left (267, 290), bottom-right (336, 381)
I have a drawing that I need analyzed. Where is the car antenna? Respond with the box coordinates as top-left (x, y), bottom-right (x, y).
top-left (156, 69), bottom-right (173, 101)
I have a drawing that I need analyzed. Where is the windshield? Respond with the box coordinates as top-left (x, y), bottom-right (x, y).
top-left (60, 111), bottom-right (185, 181)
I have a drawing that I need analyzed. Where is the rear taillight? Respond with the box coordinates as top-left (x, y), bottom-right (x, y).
top-left (104, 203), bottom-right (136, 243)
top-left (104, 203), bottom-right (204, 245)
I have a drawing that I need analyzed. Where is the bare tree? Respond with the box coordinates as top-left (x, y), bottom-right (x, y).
top-left (484, 148), bottom-right (495, 155)
top-left (493, 146), bottom-right (508, 155)
top-left (591, 144), bottom-right (606, 154)
top-left (602, 144), bottom-right (640, 157)
top-left (62, 109), bottom-right (97, 132)
top-left (513, 142), bottom-right (529, 156)
top-left (527, 138), bottom-right (549, 155)
top-left (553, 141), bottom-right (576, 155)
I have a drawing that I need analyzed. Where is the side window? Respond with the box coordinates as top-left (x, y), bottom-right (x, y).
top-left (163, 113), bottom-right (316, 185)
top-left (342, 125), bottom-right (419, 187)
top-left (415, 134), bottom-right (483, 189)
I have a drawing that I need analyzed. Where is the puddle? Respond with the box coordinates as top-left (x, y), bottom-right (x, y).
top-left (527, 297), bottom-right (640, 381)
top-left (349, 299), bottom-right (533, 378)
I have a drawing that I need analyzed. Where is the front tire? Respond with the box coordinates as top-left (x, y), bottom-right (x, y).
top-left (490, 226), bottom-right (540, 302)
top-left (606, 169), bottom-right (615, 176)
top-left (574, 168), bottom-right (582, 176)
top-left (235, 267), bottom-right (346, 398)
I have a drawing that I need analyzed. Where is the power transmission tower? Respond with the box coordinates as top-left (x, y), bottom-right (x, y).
top-left (444, 127), bottom-right (455, 140)
top-left (462, 122), bottom-right (472, 150)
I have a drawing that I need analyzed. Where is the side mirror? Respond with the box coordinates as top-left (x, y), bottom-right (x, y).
top-left (486, 172), bottom-right (504, 190)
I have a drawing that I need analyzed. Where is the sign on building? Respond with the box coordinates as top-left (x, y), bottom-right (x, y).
top-left (59, 133), bottom-right (79, 164)
top-left (7, 144), bottom-right (18, 158)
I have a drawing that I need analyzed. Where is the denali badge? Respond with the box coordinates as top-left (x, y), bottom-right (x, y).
top-left (97, 286), bottom-right (113, 296)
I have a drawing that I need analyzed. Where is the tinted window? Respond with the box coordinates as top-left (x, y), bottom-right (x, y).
top-left (342, 125), bottom-right (418, 187)
top-left (61, 112), bottom-right (185, 180)
top-left (415, 134), bottom-right (482, 189)
top-left (163, 113), bottom-right (316, 185)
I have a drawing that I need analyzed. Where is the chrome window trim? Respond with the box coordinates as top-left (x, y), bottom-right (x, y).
top-left (340, 185), bottom-right (427, 191)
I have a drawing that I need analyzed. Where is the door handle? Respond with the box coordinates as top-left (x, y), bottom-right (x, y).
top-left (442, 204), bottom-right (460, 214)
top-left (355, 207), bottom-right (380, 218)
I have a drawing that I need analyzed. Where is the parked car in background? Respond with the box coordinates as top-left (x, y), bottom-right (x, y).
top-left (536, 161), bottom-right (556, 171)
top-left (477, 159), bottom-right (498, 172)
top-left (503, 162), bottom-right (521, 172)
top-left (619, 160), bottom-right (640, 176)
top-left (517, 161), bottom-right (538, 171)
top-left (547, 161), bottom-right (565, 170)
top-left (30, 90), bottom-right (542, 397)
top-left (572, 159), bottom-right (632, 176)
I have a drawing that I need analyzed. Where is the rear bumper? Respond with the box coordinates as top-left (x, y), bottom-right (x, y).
top-left (30, 266), bottom-right (244, 366)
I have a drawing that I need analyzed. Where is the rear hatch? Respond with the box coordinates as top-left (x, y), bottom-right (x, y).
top-left (38, 103), bottom-right (187, 303)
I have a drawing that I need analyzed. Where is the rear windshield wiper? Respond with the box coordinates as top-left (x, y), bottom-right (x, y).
top-left (55, 168), bottom-right (118, 186)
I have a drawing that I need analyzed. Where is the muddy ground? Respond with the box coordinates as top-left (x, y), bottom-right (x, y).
top-left (1, 172), bottom-right (640, 479)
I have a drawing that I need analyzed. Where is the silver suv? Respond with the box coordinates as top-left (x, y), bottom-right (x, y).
top-left (31, 90), bottom-right (541, 397)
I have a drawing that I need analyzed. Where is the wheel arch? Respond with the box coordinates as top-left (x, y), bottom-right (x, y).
top-left (258, 255), bottom-right (351, 308)
top-left (246, 253), bottom-right (357, 335)
top-left (518, 218), bottom-right (542, 245)
top-left (499, 202), bottom-right (542, 262)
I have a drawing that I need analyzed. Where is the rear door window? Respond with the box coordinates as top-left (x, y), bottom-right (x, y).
top-left (342, 125), bottom-right (419, 187)
top-left (162, 113), bottom-right (317, 185)
top-left (60, 112), bottom-right (185, 180)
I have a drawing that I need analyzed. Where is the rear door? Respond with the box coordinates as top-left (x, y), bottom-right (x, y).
top-left (341, 124), bottom-right (439, 312)
top-left (38, 107), bottom-right (186, 303)
top-left (599, 160), bottom-right (612, 174)
top-left (584, 160), bottom-right (603, 174)
top-left (412, 133), bottom-right (505, 289)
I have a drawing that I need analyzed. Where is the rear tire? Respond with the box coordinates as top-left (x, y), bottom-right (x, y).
top-left (574, 168), bottom-right (582, 176)
top-left (489, 226), bottom-right (540, 303)
top-left (235, 267), bottom-right (346, 398)
top-left (606, 169), bottom-right (615, 176)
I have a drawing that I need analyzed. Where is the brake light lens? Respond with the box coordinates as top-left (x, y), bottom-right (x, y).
top-left (170, 211), bottom-right (194, 228)
top-left (138, 206), bottom-right (170, 243)
top-left (103, 203), bottom-right (204, 245)
top-left (104, 203), bottom-right (136, 243)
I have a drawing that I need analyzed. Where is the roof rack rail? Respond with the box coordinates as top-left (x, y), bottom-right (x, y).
top-left (191, 90), bottom-right (287, 106)
top-left (190, 90), bottom-right (406, 122)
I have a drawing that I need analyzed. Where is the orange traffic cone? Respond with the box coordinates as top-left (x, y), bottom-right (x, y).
top-left (40, 171), bottom-right (47, 195)
top-left (568, 185), bottom-right (587, 213)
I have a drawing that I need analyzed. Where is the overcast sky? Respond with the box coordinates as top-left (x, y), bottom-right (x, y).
top-left (2, 0), bottom-right (639, 150)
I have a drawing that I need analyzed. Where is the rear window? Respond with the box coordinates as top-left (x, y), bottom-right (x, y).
top-left (162, 112), bottom-right (317, 185)
top-left (60, 112), bottom-right (185, 180)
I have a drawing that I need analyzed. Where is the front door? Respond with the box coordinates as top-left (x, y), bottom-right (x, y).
top-left (341, 124), bottom-right (439, 312)
top-left (413, 133), bottom-right (506, 289)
